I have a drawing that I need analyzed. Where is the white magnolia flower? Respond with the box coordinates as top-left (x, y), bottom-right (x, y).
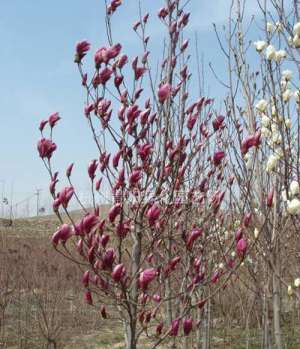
top-left (280, 79), bottom-right (289, 91)
top-left (275, 49), bottom-right (287, 62)
top-left (246, 159), bottom-right (253, 169)
top-left (254, 40), bottom-right (267, 52)
top-left (271, 105), bottom-right (277, 116)
top-left (219, 263), bottom-right (224, 270)
top-left (275, 147), bottom-right (284, 159)
top-left (244, 153), bottom-right (250, 162)
top-left (231, 251), bottom-right (236, 258)
top-left (294, 277), bottom-right (300, 288)
top-left (287, 198), bottom-right (300, 215)
top-left (262, 115), bottom-right (271, 127)
top-left (277, 115), bottom-right (284, 123)
top-left (290, 180), bottom-right (300, 196)
top-left (288, 285), bottom-right (293, 296)
top-left (285, 118), bottom-right (292, 129)
top-left (266, 154), bottom-right (279, 172)
top-left (293, 34), bottom-right (300, 47)
top-left (272, 132), bottom-right (282, 145)
top-left (294, 90), bottom-right (300, 102)
top-left (266, 45), bottom-right (276, 60)
top-left (294, 22), bottom-right (300, 35)
top-left (282, 89), bottom-right (293, 102)
top-left (267, 22), bottom-right (274, 33)
top-left (282, 70), bottom-right (293, 81)
top-left (261, 127), bottom-right (271, 138)
top-left (256, 99), bottom-right (268, 112)
top-left (271, 123), bottom-right (278, 132)
top-left (282, 190), bottom-right (288, 202)
top-left (254, 228), bottom-right (259, 239)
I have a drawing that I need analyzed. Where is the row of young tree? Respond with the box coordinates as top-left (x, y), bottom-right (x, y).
top-left (36, 0), bottom-right (300, 348)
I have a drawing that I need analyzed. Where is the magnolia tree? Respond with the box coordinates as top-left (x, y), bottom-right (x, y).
top-left (37, 1), bottom-right (248, 348)
top-left (213, 0), bottom-right (300, 348)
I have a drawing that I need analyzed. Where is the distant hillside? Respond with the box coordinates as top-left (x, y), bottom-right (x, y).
top-left (0, 204), bottom-right (111, 238)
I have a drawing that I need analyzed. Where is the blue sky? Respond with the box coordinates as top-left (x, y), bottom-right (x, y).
top-left (0, 0), bottom-right (260, 215)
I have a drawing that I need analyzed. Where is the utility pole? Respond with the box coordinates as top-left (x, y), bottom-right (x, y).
top-left (35, 189), bottom-right (42, 216)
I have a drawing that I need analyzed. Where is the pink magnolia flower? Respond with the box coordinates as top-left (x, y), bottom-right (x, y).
top-left (99, 153), bottom-right (110, 172)
top-left (241, 131), bottom-right (261, 154)
top-left (127, 105), bottom-right (140, 124)
top-left (235, 228), bottom-right (243, 242)
top-left (84, 103), bottom-right (94, 117)
top-left (101, 234), bottom-right (110, 248)
top-left (107, 0), bottom-right (122, 14)
top-left (108, 203), bottom-right (122, 223)
top-left (107, 43), bottom-right (122, 59)
top-left (99, 67), bottom-right (113, 84)
top-left (37, 138), bottom-right (57, 159)
top-left (112, 263), bottom-right (126, 282)
top-left (267, 188), bottom-right (274, 207)
top-left (52, 198), bottom-right (61, 211)
top-left (103, 248), bottom-right (115, 269)
top-left (158, 83), bottom-right (172, 103)
top-left (112, 151), bottom-right (122, 168)
top-left (153, 294), bottom-right (161, 303)
top-left (156, 322), bottom-right (164, 336)
top-left (115, 168), bottom-right (125, 189)
top-left (212, 115), bottom-right (225, 131)
top-left (39, 120), bottom-right (48, 132)
top-left (168, 256), bottom-right (181, 271)
top-left (95, 178), bottom-right (102, 191)
top-left (52, 224), bottom-right (73, 246)
top-left (237, 238), bottom-right (248, 257)
top-left (187, 113), bottom-right (197, 130)
top-left (118, 54), bottom-right (128, 69)
top-left (138, 143), bottom-right (152, 161)
top-left (88, 160), bottom-right (98, 180)
top-left (210, 190), bottom-right (225, 213)
top-left (134, 66), bottom-right (147, 80)
top-left (58, 186), bottom-right (74, 208)
top-left (186, 227), bottom-right (203, 250)
top-left (114, 75), bottom-right (123, 89)
top-left (82, 270), bottom-right (90, 288)
top-left (183, 318), bottom-right (193, 336)
top-left (116, 220), bottom-right (130, 238)
top-left (84, 290), bottom-right (93, 305)
top-left (243, 212), bottom-right (252, 228)
top-left (140, 108), bottom-right (151, 125)
top-left (76, 213), bottom-right (99, 235)
top-left (213, 151), bottom-right (225, 166)
top-left (146, 204), bottom-right (161, 226)
top-left (139, 268), bottom-right (158, 290)
top-left (129, 170), bottom-right (142, 186)
top-left (179, 12), bottom-right (190, 27)
top-left (95, 47), bottom-right (108, 67)
top-left (49, 172), bottom-right (58, 195)
top-left (66, 163), bottom-right (74, 177)
top-left (211, 271), bottom-right (219, 284)
top-left (158, 7), bottom-right (169, 19)
top-left (75, 40), bottom-right (91, 63)
top-left (181, 39), bottom-right (189, 52)
top-left (48, 112), bottom-right (60, 128)
top-left (169, 319), bottom-right (180, 336)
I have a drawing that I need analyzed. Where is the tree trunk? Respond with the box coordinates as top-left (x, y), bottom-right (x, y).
top-left (272, 269), bottom-right (282, 349)
top-left (201, 300), bottom-right (211, 349)
top-left (125, 321), bottom-right (137, 349)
